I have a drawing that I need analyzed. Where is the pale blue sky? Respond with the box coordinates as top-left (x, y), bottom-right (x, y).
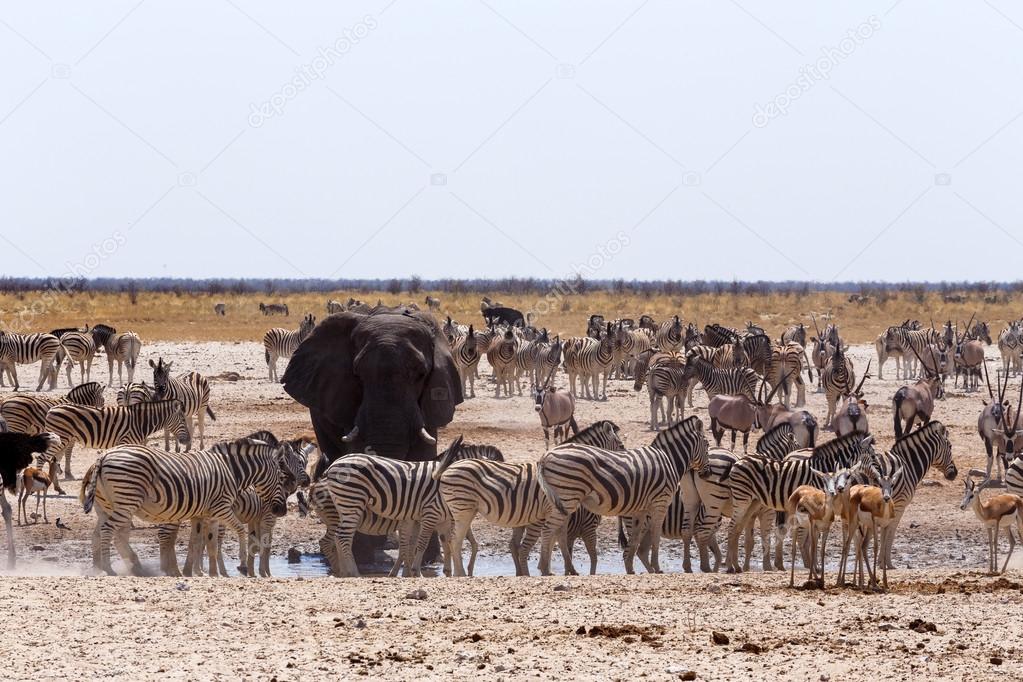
top-left (1, 1), bottom-right (1021, 281)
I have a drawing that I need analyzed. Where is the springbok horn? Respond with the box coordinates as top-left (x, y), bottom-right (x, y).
top-left (341, 426), bottom-right (359, 443)
top-left (810, 313), bottom-right (822, 340)
top-left (419, 427), bottom-right (437, 445)
top-left (984, 359), bottom-right (995, 400)
top-left (853, 359), bottom-right (871, 395)
top-left (999, 362), bottom-right (1009, 403)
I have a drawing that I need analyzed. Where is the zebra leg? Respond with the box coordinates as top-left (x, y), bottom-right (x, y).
top-left (581, 517), bottom-right (599, 575)
top-left (112, 521), bottom-right (143, 576)
top-left (725, 503), bottom-right (753, 573)
top-left (183, 520), bottom-right (205, 577)
top-left (448, 514), bottom-right (474, 577)
top-left (259, 519), bottom-right (274, 577)
top-left (465, 527), bottom-right (479, 577)
top-left (157, 524), bottom-right (181, 576)
top-left (882, 509), bottom-right (905, 570)
top-left (184, 414), bottom-right (196, 453)
top-left (538, 510), bottom-right (570, 576)
top-left (625, 516), bottom-right (651, 574)
top-left (511, 525), bottom-right (530, 576)
top-left (411, 513), bottom-right (442, 577)
top-left (646, 507), bottom-right (669, 573)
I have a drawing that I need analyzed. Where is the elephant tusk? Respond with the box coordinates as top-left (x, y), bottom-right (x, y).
top-left (341, 426), bottom-right (359, 443)
top-left (419, 428), bottom-right (437, 445)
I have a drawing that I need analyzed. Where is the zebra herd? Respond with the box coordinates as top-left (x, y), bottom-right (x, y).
top-left (0, 325), bottom-right (143, 392)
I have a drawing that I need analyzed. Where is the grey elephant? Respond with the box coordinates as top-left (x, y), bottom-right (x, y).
top-left (282, 307), bottom-right (463, 467)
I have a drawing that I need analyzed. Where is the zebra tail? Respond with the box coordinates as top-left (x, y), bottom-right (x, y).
top-left (568, 416), bottom-right (579, 436)
top-left (206, 406), bottom-right (217, 421)
top-left (80, 460), bottom-right (100, 514)
top-left (265, 348), bottom-right (270, 366)
top-left (617, 518), bottom-right (628, 550)
top-left (775, 511), bottom-right (786, 531)
top-left (536, 460), bottom-right (567, 515)
top-left (893, 389), bottom-right (905, 439)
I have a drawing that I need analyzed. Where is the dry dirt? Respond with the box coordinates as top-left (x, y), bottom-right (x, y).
top-left (1, 339), bottom-right (1020, 680)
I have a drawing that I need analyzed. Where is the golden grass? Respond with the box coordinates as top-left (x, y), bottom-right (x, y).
top-left (0, 288), bottom-right (1013, 344)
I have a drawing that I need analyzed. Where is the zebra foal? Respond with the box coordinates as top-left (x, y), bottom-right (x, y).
top-left (150, 357), bottom-right (216, 451)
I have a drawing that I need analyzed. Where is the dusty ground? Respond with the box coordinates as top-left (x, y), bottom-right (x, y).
top-left (0, 337), bottom-right (1019, 680)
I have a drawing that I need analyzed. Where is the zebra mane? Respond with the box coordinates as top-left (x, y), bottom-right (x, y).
top-left (240, 430), bottom-right (280, 446)
top-left (891, 420), bottom-right (948, 451)
top-left (565, 420), bottom-right (620, 444)
top-left (649, 416), bottom-right (702, 449)
top-left (756, 423), bottom-right (796, 458)
top-left (813, 430), bottom-right (868, 457)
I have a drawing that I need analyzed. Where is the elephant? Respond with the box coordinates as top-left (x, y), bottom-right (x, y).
top-left (282, 307), bottom-right (463, 466)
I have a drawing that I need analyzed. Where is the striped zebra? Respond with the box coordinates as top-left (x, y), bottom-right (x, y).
top-left (260, 302), bottom-right (289, 316)
top-left (512, 329), bottom-right (550, 393)
top-left (264, 314), bottom-right (316, 382)
top-left (89, 325), bottom-right (142, 387)
top-left (655, 316), bottom-right (685, 352)
top-left (562, 337), bottom-right (596, 398)
top-left (611, 324), bottom-right (653, 379)
top-left (999, 321), bottom-right (1023, 376)
top-left (754, 422), bottom-right (801, 460)
top-left (766, 342), bottom-right (808, 408)
top-left (165, 439), bottom-right (313, 577)
top-left (722, 431), bottom-right (873, 572)
top-left (149, 357), bottom-right (216, 451)
top-left (681, 354), bottom-right (760, 400)
top-left (568, 326), bottom-right (616, 400)
top-left (116, 381), bottom-right (155, 407)
top-left (487, 329), bottom-right (519, 398)
top-left (634, 351), bottom-right (688, 430)
top-left (884, 325), bottom-right (936, 379)
top-left (537, 416), bottom-right (708, 575)
top-left (450, 326), bottom-right (481, 398)
top-left (80, 438), bottom-right (294, 575)
top-left (820, 347), bottom-right (856, 428)
top-left (43, 399), bottom-right (191, 480)
top-left (437, 421), bottom-right (623, 577)
top-left (0, 332), bottom-right (61, 391)
top-left (320, 436), bottom-right (501, 577)
top-left (59, 331), bottom-right (96, 387)
top-left (867, 421), bottom-right (956, 571)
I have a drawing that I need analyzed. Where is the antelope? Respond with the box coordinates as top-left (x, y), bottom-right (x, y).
top-left (17, 455), bottom-right (60, 525)
top-left (892, 344), bottom-right (943, 439)
top-left (754, 402), bottom-right (818, 448)
top-left (533, 368), bottom-right (578, 449)
top-left (708, 376), bottom-right (788, 452)
top-left (978, 361), bottom-right (1023, 482)
top-left (841, 465), bottom-right (900, 590)
top-left (954, 314), bottom-right (988, 392)
top-left (960, 476), bottom-right (1023, 575)
top-left (832, 360), bottom-right (871, 437)
top-left (779, 470), bottom-right (842, 588)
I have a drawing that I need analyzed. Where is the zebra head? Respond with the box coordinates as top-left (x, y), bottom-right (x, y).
top-left (299, 314), bottom-right (317, 341)
top-left (149, 357), bottom-right (173, 398)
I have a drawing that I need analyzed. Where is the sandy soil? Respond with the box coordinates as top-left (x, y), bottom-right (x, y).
top-left (0, 340), bottom-right (1019, 680)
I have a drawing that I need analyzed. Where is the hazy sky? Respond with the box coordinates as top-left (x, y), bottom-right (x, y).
top-left (1, 2), bottom-right (1021, 282)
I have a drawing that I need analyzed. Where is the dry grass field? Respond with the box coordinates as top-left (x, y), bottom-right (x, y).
top-left (0, 287), bottom-right (1017, 343)
top-left (1, 289), bottom-right (1022, 680)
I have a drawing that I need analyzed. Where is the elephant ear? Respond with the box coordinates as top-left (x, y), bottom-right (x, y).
top-left (282, 312), bottom-right (363, 418)
top-left (417, 312), bottom-right (464, 427)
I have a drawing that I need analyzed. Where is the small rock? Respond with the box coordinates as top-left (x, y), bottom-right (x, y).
top-left (909, 619), bottom-right (937, 634)
top-left (680, 673), bottom-right (697, 681)
top-left (575, 626), bottom-right (587, 635)
top-left (879, 623), bottom-right (895, 632)
top-left (704, 583), bottom-right (721, 594)
top-left (553, 583), bottom-right (572, 592)
top-left (991, 657), bottom-right (1003, 665)
top-left (820, 676), bottom-right (830, 682)
top-left (405, 589), bottom-right (428, 601)
top-left (712, 631), bottom-right (730, 646)
top-left (738, 642), bottom-right (763, 654)
top-left (919, 479), bottom-right (942, 487)
top-left (133, 596), bottom-right (146, 603)
top-left (30, 545), bottom-right (44, 552)
top-left (287, 547), bottom-right (302, 564)
top-left (175, 583), bottom-right (190, 591)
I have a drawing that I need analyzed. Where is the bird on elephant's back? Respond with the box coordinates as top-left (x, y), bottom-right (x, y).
top-left (282, 307), bottom-right (464, 564)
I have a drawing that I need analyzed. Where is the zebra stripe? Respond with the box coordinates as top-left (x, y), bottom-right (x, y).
top-left (820, 348), bottom-right (855, 426)
top-left (320, 437), bottom-right (501, 577)
top-left (90, 325), bottom-right (142, 386)
top-left (60, 332), bottom-right (96, 387)
top-left (450, 329), bottom-right (481, 398)
top-left (487, 330), bottom-right (519, 398)
top-left (683, 354), bottom-right (760, 400)
top-left (264, 314), bottom-right (316, 382)
top-left (655, 316), bottom-right (685, 352)
top-left (0, 382), bottom-right (105, 435)
top-left (537, 416), bottom-right (708, 575)
top-left (44, 399), bottom-right (190, 480)
top-left (116, 381), bottom-right (155, 407)
top-left (81, 439), bottom-right (293, 576)
top-left (569, 330), bottom-right (616, 400)
top-left (437, 421), bottom-right (623, 577)
top-left (150, 357), bottom-right (216, 451)
top-left (0, 332), bottom-right (61, 391)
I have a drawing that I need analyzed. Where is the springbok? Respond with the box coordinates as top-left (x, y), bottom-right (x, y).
top-left (978, 361), bottom-right (1023, 482)
top-left (17, 455), bottom-right (60, 525)
top-left (841, 465), bottom-right (900, 590)
top-left (960, 476), bottom-right (1023, 575)
top-left (779, 470), bottom-right (842, 588)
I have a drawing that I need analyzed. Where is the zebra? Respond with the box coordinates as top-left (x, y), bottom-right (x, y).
top-left (568, 325), bottom-right (616, 400)
top-left (43, 399), bottom-right (191, 480)
top-left (820, 346), bottom-right (856, 428)
top-left (437, 421), bottom-right (624, 577)
top-left (867, 421), bottom-right (956, 571)
top-left (450, 326), bottom-right (481, 398)
top-left (723, 431), bottom-right (874, 572)
top-left (536, 416), bottom-right (708, 575)
top-left (424, 296), bottom-right (441, 311)
top-left (512, 329), bottom-right (550, 393)
top-left (213, 303), bottom-right (227, 316)
top-left (884, 325), bottom-right (936, 379)
top-left (781, 323), bottom-right (807, 347)
top-left (655, 316), bottom-right (685, 352)
top-left (754, 422), bottom-right (801, 460)
top-left (765, 342), bottom-right (808, 408)
top-left (320, 436), bottom-right (501, 577)
top-left (634, 351), bottom-right (688, 430)
top-left (326, 299), bottom-right (345, 315)
top-left (89, 325), bottom-right (142, 387)
top-left (60, 331), bottom-right (96, 387)
top-left (80, 438), bottom-right (294, 576)
top-left (562, 337), bottom-right (597, 398)
top-left (681, 354), bottom-right (760, 400)
top-left (260, 302), bottom-right (289, 316)
top-left (999, 321), bottom-right (1023, 376)
top-left (264, 314), bottom-right (316, 382)
top-left (611, 324), bottom-right (653, 379)
top-left (116, 381), bottom-right (155, 407)
top-left (0, 332), bottom-right (61, 391)
top-left (487, 329), bottom-right (519, 398)
top-left (150, 357), bottom-right (216, 451)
